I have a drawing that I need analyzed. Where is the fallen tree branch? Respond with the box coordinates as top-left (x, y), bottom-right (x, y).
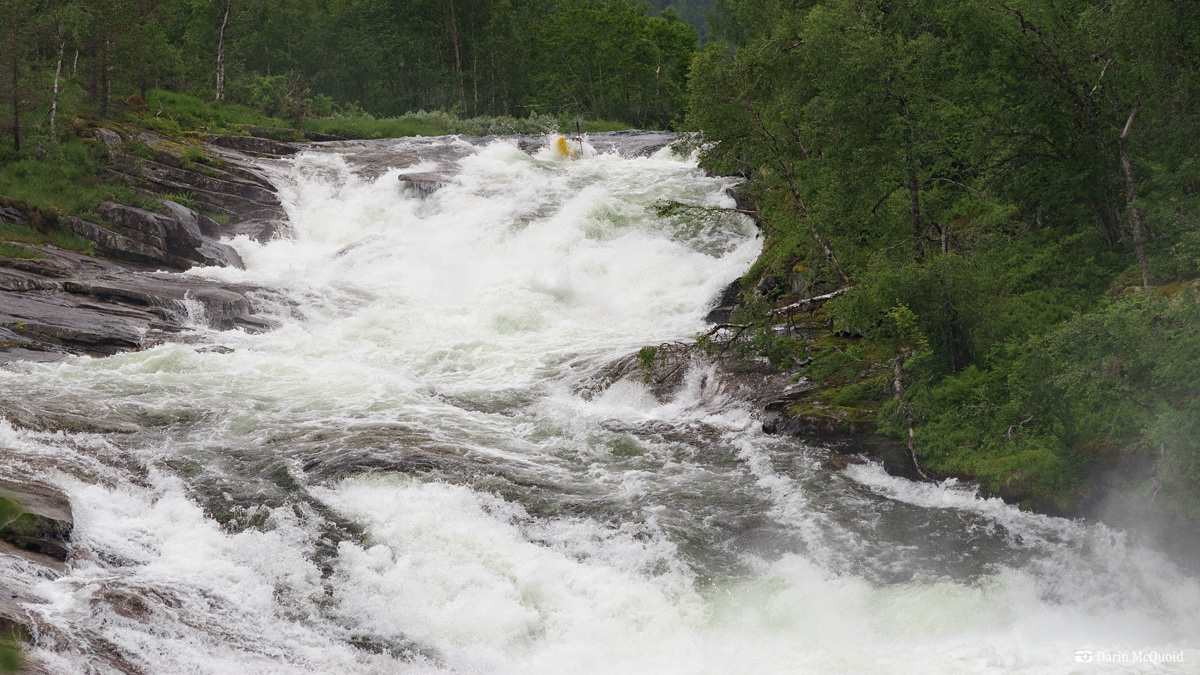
top-left (878, 236), bottom-right (919, 255)
top-left (1005, 414), bottom-right (1034, 441)
top-left (769, 287), bottom-right (853, 317)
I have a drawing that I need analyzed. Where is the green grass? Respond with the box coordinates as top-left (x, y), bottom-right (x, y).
top-left (48, 230), bottom-right (95, 254)
top-left (118, 138), bottom-right (158, 161)
top-left (159, 191), bottom-right (199, 210)
top-left (0, 157), bottom-right (154, 216)
top-left (0, 219), bottom-right (93, 256)
top-left (0, 222), bottom-right (41, 245)
top-left (0, 242), bottom-right (44, 259)
top-left (178, 148), bottom-right (224, 177)
top-left (0, 139), bottom-right (158, 217)
top-left (129, 90), bottom-right (291, 136)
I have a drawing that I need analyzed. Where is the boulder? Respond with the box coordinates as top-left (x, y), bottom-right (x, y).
top-left (157, 200), bottom-right (243, 268)
top-left (156, 200), bottom-right (206, 244)
top-left (207, 134), bottom-right (301, 157)
top-left (225, 218), bottom-right (289, 243)
top-left (238, 125), bottom-right (344, 143)
top-left (0, 254), bottom-right (74, 278)
top-left (196, 239), bottom-right (244, 269)
top-left (66, 216), bottom-right (171, 267)
top-left (63, 277), bottom-right (254, 328)
top-left (93, 127), bottom-right (122, 147)
top-left (397, 172), bottom-right (449, 198)
top-left (704, 279), bottom-right (742, 324)
top-left (196, 214), bottom-right (222, 238)
top-left (0, 123), bottom-right (286, 365)
top-left (0, 244), bottom-right (276, 360)
top-left (91, 202), bottom-right (243, 270)
top-left (0, 481), bottom-right (73, 562)
top-left (105, 151), bottom-right (285, 225)
top-left (0, 268), bottom-right (60, 293)
top-left (97, 202), bottom-right (202, 257)
top-left (0, 204), bottom-right (28, 226)
top-left (0, 582), bottom-right (37, 644)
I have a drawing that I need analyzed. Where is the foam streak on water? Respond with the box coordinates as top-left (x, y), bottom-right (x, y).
top-left (1, 137), bottom-right (1197, 674)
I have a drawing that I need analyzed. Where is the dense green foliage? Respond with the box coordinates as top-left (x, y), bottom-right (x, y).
top-left (647, 0), bottom-right (718, 41)
top-left (688, 0), bottom-right (1200, 517)
top-left (1, 0), bottom-right (700, 156)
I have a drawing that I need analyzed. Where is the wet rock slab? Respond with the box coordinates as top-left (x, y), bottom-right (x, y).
top-left (0, 247), bottom-right (276, 362)
top-left (0, 480), bottom-right (73, 563)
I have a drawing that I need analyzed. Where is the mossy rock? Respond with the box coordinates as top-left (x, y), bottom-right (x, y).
top-left (786, 401), bottom-right (877, 434)
top-left (0, 483), bottom-right (73, 561)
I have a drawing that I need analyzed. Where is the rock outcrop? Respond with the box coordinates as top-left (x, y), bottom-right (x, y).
top-left (0, 481), bottom-right (73, 563)
top-left (64, 201), bottom-right (243, 270)
top-left (0, 482), bottom-right (73, 674)
top-left (0, 122), bottom-right (298, 363)
top-left (0, 247), bottom-right (276, 362)
top-left (104, 126), bottom-right (291, 233)
top-left (396, 171), bottom-right (449, 198)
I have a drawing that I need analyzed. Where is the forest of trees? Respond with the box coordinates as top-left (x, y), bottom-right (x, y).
top-left (1, 0), bottom-right (699, 152)
top-left (690, 0), bottom-right (1200, 521)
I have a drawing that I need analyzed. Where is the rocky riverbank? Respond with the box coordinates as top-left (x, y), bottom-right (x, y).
top-left (0, 123), bottom-right (305, 364)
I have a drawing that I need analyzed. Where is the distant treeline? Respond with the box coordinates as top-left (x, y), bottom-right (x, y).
top-left (2, 0), bottom-right (699, 146)
top-left (689, 0), bottom-right (1200, 520)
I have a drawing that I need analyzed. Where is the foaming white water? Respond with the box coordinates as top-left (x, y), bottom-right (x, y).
top-left (3, 136), bottom-right (1198, 674)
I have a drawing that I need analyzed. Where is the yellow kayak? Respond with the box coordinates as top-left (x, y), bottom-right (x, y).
top-left (554, 134), bottom-right (581, 159)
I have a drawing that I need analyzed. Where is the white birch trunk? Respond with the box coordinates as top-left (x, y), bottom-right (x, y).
top-left (50, 24), bottom-right (64, 141)
top-left (215, 1), bottom-right (231, 101)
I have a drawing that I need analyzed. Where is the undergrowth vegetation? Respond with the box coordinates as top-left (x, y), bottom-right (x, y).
top-left (687, 0), bottom-right (1200, 520)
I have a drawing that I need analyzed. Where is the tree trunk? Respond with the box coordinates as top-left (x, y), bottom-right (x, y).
top-left (103, 40), bottom-right (111, 118)
top-left (893, 347), bottom-right (931, 480)
top-left (10, 49), bottom-right (18, 154)
top-left (940, 273), bottom-right (968, 373)
top-left (215, 0), bottom-right (231, 101)
top-left (447, 0), bottom-right (465, 111)
top-left (85, 42), bottom-right (98, 104)
top-left (9, 0), bottom-right (17, 153)
top-left (1118, 105), bottom-right (1150, 289)
top-left (50, 23), bottom-right (64, 142)
top-left (95, 32), bottom-right (112, 119)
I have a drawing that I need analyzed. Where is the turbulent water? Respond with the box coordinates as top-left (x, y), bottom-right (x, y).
top-left (2, 136), bottom-right (1198, 674)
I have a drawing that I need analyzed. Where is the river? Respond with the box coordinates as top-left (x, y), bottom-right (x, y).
top-left (1, 135), bottom-right (1197, 674)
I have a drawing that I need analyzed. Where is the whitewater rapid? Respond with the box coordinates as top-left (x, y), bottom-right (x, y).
top-left (1, 136), bottom-right (1197, 674)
